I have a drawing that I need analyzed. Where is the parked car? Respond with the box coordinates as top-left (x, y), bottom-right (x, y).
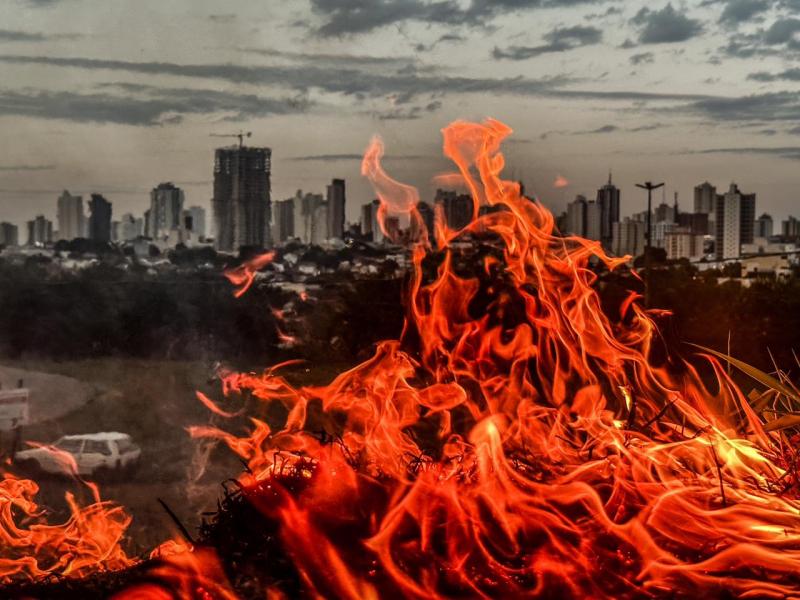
top-left (14, 432), bottom-right (141, 479)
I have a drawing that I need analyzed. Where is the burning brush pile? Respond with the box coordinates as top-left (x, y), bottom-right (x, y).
top-left (4, 119), bottom-right (800, 599)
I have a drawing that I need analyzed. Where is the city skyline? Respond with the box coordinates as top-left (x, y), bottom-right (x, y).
top-left (1, 1), bottom-right (800, 234)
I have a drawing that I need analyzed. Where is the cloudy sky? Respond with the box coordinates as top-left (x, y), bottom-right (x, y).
top-left (1, 0), bottom-right (799, 234)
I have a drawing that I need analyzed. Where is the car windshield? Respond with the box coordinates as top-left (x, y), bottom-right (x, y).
top-left (55, 438), bottom-right (83, 453)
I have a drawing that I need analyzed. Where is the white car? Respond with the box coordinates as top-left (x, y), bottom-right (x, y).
top-left (15, 432), bottom-right (141, 479)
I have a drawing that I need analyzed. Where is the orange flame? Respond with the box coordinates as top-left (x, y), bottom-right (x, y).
top-left (224, 251), bottom-right (275, 298)
top-left (189, 118), bottom-right (800, 598)
top-left (0, 472), bottom-right (133, 583)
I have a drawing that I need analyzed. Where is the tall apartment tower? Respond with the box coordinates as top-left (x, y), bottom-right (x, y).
top-left (0, 222), bottom-right (19, 247)
top-left (187, 206), bottom-right (206, 238)
top-left (213, 145), bottom-right (272, 251)
top-left (755, 213), bottom-right (773, 238)
top-left (272, 198), bottom-right (295, 243)
top-left (694, 182), bottom-right (716, 214)
top-left (27, 215), bottom-right (53, 245)
top-left (88, 194), bottom-right (112, 242)
top-left (715, 183), bottom-right (756, 260)
top-left (326, 178), bottom-right (346, 240)
top-left (565, 195), bottom-right (588, 237)
top-left (596, 172), bottom-right (620, 248)
top-left (57, 190), bottom-right (84, 241)
top-left (148, 182), bottom-right (185, 239)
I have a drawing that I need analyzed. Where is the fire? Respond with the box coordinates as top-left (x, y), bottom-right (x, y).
top-left (4, 118), bottom-right (800, 598)
top-left (0, 471), bottom-right (133, 583)
top-left (192, 119), bottom-right (800, 598)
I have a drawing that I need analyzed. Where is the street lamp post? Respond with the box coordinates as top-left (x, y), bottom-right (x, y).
top-left (635, 181), bottom-right (664, 307)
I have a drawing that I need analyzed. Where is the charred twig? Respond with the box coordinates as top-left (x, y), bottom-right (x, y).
top-left (157, 498), bottom-right (196, 545)
top-left (641, 400), bottom-right (676, 433)
top-left (709, 445), bottom-right (727, 507)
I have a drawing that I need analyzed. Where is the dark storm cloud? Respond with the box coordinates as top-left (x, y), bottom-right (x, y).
top-left (693, 146), bottom-right (800, 159)
top-left (0, 85), bottom-right (312, 126)
top-left (307, 0), bottom-right (607, 37)
top-left (0, 54), bottom-right (714, 105)
top-left (685, 91), bottom-right (800, 123)
top-left (493, 25), bottom-right (602, 60)
top-left (0, 30), bottom-right (47, 42)
top-left (629, 51), bottom-right (655, 65)
top-left (0, 164), bottom-right (56, 171)
top-left (719, 18), bottom-right (800, 58)
top-left (575, 124), bottom-right (619, 134)
top-left (748, 68), bottom-right (800, 81)
top-left (631, 4), bottom-right (704, 44)
top-left (717, 0), bottom-right (770, 25)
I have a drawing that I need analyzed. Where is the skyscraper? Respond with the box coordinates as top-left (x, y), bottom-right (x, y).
top-left (694, 182), bottom-right (716, 214)
top-left (434, 189), bottom-right (472, 230)
top-left (57, 190), bottom-right (84, 241)
top-left (612, 217), bottom-right (646, 258)
top-left (585, 199), bottom-right (602, 241)
top-left (596, 172), bottom-right (620, 248)
top-left (326, 178), bottom-right (346, 240)
top-left (715, 183), bottom-right (755, 260)
top-left (27, 215), bottom-right (53, 246)
top-left (272, 199), bottom-right (295, 243)
top-left (755, 213), bottom-right (773, 238)
top-left (148, 182), bottom-right (185, 239)
top-left (187, 206), bottom-right (206, 238)
top-left (88, 194), bottom-right (112, 242)
top-left (0, 222), bottom-right (19, 247)
top-left (213, 145), bottom-right (271, 251)
top-left (783, 216), bottom-right (800, 238)
top-left (565, 195), bottom-right (587, 237)
top-left (119, 213), bottom-right (143, 241)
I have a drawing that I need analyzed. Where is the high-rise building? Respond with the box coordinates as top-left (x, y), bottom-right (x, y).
top-left (272, 198), bottom-right (295, 243)
top-left (326, 178), bottom-right (346, 240)
top-left (694, 182), bottom-right (716, 214)
top-left (715, 183), bottom-right (755, 260)
top-left (565, 195), bottom-right (587, 237)
top-left (27, 215), bottom-right (53, 246)
top-left (783, 216), bottom-right (800, 238)
top-left (665, 227), bottom-right (704, 261)
top-left (88, 194), bottom-right (112, 242)
top-left (57, 190), bottom-right (84, 241)
top-left (755, 213), bottom-right (774, 238)
top-left (292, 191), bottom-right (324, 244)
top-left (361, 199), bottom-right (384, 243)
top-left (187, 206), bottom-right (206, 238)
top-left (0, 222), bottom-right (19, 247)
top-left (596, 172), bottom-right (620, 248)
top-left (677, 212), bottom-right (709, 235)
top-left (119, 213), bottom-right (143, 241)
top-left (213, 145), bottom-right (271, 251)
top-left (148, 182), bottom-right (184, 239)
top-left (654, 202), bottom-right (676, 224)
top-left (311, 201), bottom-right (328, 245)
top-left (585, 200), bottom-right (602, 241)
top-left (434, 189), bottom-right (472, 230)
top-left (612, 217), bottom-right (646, 258)
top-left (412, 201), bottom-right (435, 242)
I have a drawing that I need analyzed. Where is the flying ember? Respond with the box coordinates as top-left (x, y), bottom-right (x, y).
top-left (4, 118), bottom-right (800, 599)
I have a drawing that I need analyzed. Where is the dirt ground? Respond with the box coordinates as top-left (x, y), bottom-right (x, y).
top-left (0, 357), bottom-right (350, 555)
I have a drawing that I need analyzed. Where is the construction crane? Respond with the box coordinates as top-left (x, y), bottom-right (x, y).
top-left (210, 130), bottom-right (252, 148)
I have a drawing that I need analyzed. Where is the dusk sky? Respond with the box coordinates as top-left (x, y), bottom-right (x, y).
top-left (1, 0), bottom-right (800, 234)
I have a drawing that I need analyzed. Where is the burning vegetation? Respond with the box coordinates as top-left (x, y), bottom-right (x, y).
top-left (4, 119), bottom-right (800, 598)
